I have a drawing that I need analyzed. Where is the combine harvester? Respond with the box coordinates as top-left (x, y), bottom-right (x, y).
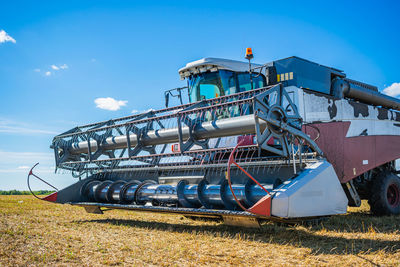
top-left (29, 49), bottom-right (400, 227)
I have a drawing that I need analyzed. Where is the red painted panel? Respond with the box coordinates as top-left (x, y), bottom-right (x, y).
top-left (248, 195), bottom-right (271, 217)
top-left (342, 135), bottom-right (400, 182)
top-left (303, 122), bottom-right (347, 180)
top-left (343, 136), bottom-right (376, 182)
top-left (305, 122), bottom-right (400, 183)
top-left (237, 135), bottom-right (255, 146)
top-left (43, 192), bottom-right (58, 202)
top-left (375, 136), bottom-right (400, 168)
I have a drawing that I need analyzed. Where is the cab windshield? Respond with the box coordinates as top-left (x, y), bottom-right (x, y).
top-left (188, 70), bottom-right (266, 102)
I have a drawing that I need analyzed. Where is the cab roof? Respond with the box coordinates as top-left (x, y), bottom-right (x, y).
top-left (178, 57), bottom-right (263, 80)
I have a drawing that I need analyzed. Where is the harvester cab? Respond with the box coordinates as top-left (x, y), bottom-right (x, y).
top-left (28, 49), bottom-right (400, 227)
top-left (181, 58), bottom-right (265, 102)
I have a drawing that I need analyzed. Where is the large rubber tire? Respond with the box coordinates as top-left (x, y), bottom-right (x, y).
top-left (368, 172), bottom-right (400, 216)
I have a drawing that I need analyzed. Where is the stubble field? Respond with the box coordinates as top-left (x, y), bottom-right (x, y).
top-left (0, 195), bottom-right (399, 266)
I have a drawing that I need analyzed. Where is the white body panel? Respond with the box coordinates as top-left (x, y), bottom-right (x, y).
top-left (271, 161), bottom-right (348, 218)
top-left (285, 85), bottom-right (400, 137)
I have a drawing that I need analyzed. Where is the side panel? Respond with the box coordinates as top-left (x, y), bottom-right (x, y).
top-left (301, 89), bottom-right (400, 182)
top-left (303, 122), bottom-right (346, 179)
top-left (343, 136), bottom-right (376, 181)
top-left (55, 178), bottom-right (90, 203)
top-left (271, 161), bottom-right (348, 218)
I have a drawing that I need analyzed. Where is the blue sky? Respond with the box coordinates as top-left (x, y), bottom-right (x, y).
top-left (1, 0), bottom-right (399, 190)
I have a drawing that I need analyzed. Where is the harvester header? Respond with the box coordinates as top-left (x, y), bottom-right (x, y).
top-left (29, 50), bottom-right (400, 226)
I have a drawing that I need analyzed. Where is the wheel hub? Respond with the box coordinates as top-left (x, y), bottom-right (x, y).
top-left (267, 105), bottom-right (287, 135)
top-left (387, 183), bottom-right (400, 207)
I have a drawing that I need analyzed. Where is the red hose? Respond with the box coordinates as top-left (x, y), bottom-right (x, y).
top-left (226, 141), bottom-right (270, 214)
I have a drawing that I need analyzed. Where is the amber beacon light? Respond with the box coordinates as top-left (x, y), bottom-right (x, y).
top-left (245, 47), bottom-right (254, 60)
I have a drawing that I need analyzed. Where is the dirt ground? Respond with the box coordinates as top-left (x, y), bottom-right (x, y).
top-left (0, 195), bottom-right (399, 266)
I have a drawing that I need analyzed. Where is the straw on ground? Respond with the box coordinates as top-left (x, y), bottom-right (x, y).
top-left (0, 195), bottom-right (399, 266)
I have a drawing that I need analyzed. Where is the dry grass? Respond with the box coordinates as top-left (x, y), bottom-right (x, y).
top-left (1, 195), bottom-right (399, 266)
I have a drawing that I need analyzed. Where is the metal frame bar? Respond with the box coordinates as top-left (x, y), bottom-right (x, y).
top-left (52, 84), bottom-right (323, 177)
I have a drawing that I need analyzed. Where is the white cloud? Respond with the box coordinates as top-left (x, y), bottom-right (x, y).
top-left (0, 151), bottom-right (55, 174)
top-left (94, 97), bottom-right (128, 111)
top-left (37, 64), bottom-right (68, 77)
top-left (383, 83), bottom-right (400, 97)
top-left (0, 118), bottom-right (58, 135)
top-left (0, 125), bottom-right (57, 135)
top-left (0, 150), bottom-right (73, 190)
top-left (0, 30), bottom-right (16, 44)
top-left (131, 109), bottom-right (139, 114)
top-left (0, 151), bottom-right (53, 163)
top-left (17, 166), bottom-right (30, 169)
top-left (50, 64), bottom-right (68, 70)
top-left (0, 168), bottom-right (54, 174)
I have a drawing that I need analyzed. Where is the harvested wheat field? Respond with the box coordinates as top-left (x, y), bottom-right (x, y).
top-left (0, 195), bottom-right (399, 266)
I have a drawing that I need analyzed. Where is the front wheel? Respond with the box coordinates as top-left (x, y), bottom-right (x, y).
top-left (368, 172), bottom-right (400, 216)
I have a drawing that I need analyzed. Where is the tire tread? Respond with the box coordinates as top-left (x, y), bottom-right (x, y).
top-left (368, 171), bottom-right (400, 216)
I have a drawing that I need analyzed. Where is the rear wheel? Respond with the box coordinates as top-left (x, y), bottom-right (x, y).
top-left (368, 172), bottom-right (400, 216)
